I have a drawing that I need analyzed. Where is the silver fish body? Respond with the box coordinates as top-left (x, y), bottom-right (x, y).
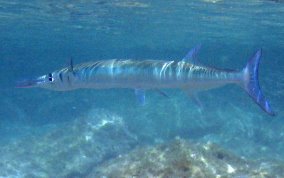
top-left (49, 59), bottom-right (242, 91)
top-left (16, 49), bottom-right (275, 116)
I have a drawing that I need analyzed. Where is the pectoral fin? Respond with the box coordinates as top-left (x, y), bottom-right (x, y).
top-left (135, 89), bottom-right (146, 105)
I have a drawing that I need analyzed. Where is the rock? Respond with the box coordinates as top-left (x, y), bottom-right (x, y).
top-left (90, 138), bottom-right (284, 178)
top-left (0, 108), bottom-right (137, 178)
top-left (268, 0), bottom-right (284, 2)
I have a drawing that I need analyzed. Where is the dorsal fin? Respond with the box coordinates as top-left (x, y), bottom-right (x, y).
top-left (69, 58), bottom-right (74, 72)
top-left (182, 44), bottom-right (201, 64)
top-left (68, 57), bottom-right (75, 75)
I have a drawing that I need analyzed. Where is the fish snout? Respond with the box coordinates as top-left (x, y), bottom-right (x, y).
top-left (15, 77), bottom-right (45, 88)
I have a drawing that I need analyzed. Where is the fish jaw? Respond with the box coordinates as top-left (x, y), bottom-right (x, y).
top-left (15, 76), bottom-right (45, 88)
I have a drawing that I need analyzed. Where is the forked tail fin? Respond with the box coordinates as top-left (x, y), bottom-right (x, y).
top-left (242, 49), bottom-right (275, 116)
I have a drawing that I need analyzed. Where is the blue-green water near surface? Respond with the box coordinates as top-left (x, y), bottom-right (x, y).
top-left (1, 0), bottom-right (284, 176)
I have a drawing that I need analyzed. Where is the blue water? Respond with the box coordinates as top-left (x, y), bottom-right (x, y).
top-left (1, 0), bottom-right (284, 176)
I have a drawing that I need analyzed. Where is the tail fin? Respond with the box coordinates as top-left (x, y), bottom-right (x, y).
top-left (242, 49), bottom-right (275, 116)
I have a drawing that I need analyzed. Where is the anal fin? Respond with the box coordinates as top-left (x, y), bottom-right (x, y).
top-left (155, 89), bottom-right (170, 98)
top-left (183, 88), bottom-right (204, 112)
top-left (190, 95), bottom-right (204, 112)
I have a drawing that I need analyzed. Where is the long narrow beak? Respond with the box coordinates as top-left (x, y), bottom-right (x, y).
top-left (15, 78), bottom-right (44, 88)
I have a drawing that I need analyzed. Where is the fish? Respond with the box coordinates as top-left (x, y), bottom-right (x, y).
top-left (16, 46), bottom-right (275, 116)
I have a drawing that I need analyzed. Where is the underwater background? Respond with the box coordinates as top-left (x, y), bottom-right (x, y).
top-left (1, 0), bottom-right (284, 177)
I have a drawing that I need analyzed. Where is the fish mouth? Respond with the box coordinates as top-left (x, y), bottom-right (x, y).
top-left (15, 78), bottom-right (44, 88)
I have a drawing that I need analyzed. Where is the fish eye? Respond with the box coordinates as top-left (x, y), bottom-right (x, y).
top-left (48, 73), bottom-right (54, 82)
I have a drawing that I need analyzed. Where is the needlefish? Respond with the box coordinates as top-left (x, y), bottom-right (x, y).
top-left (16, 46), bottom-right (275, 116)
